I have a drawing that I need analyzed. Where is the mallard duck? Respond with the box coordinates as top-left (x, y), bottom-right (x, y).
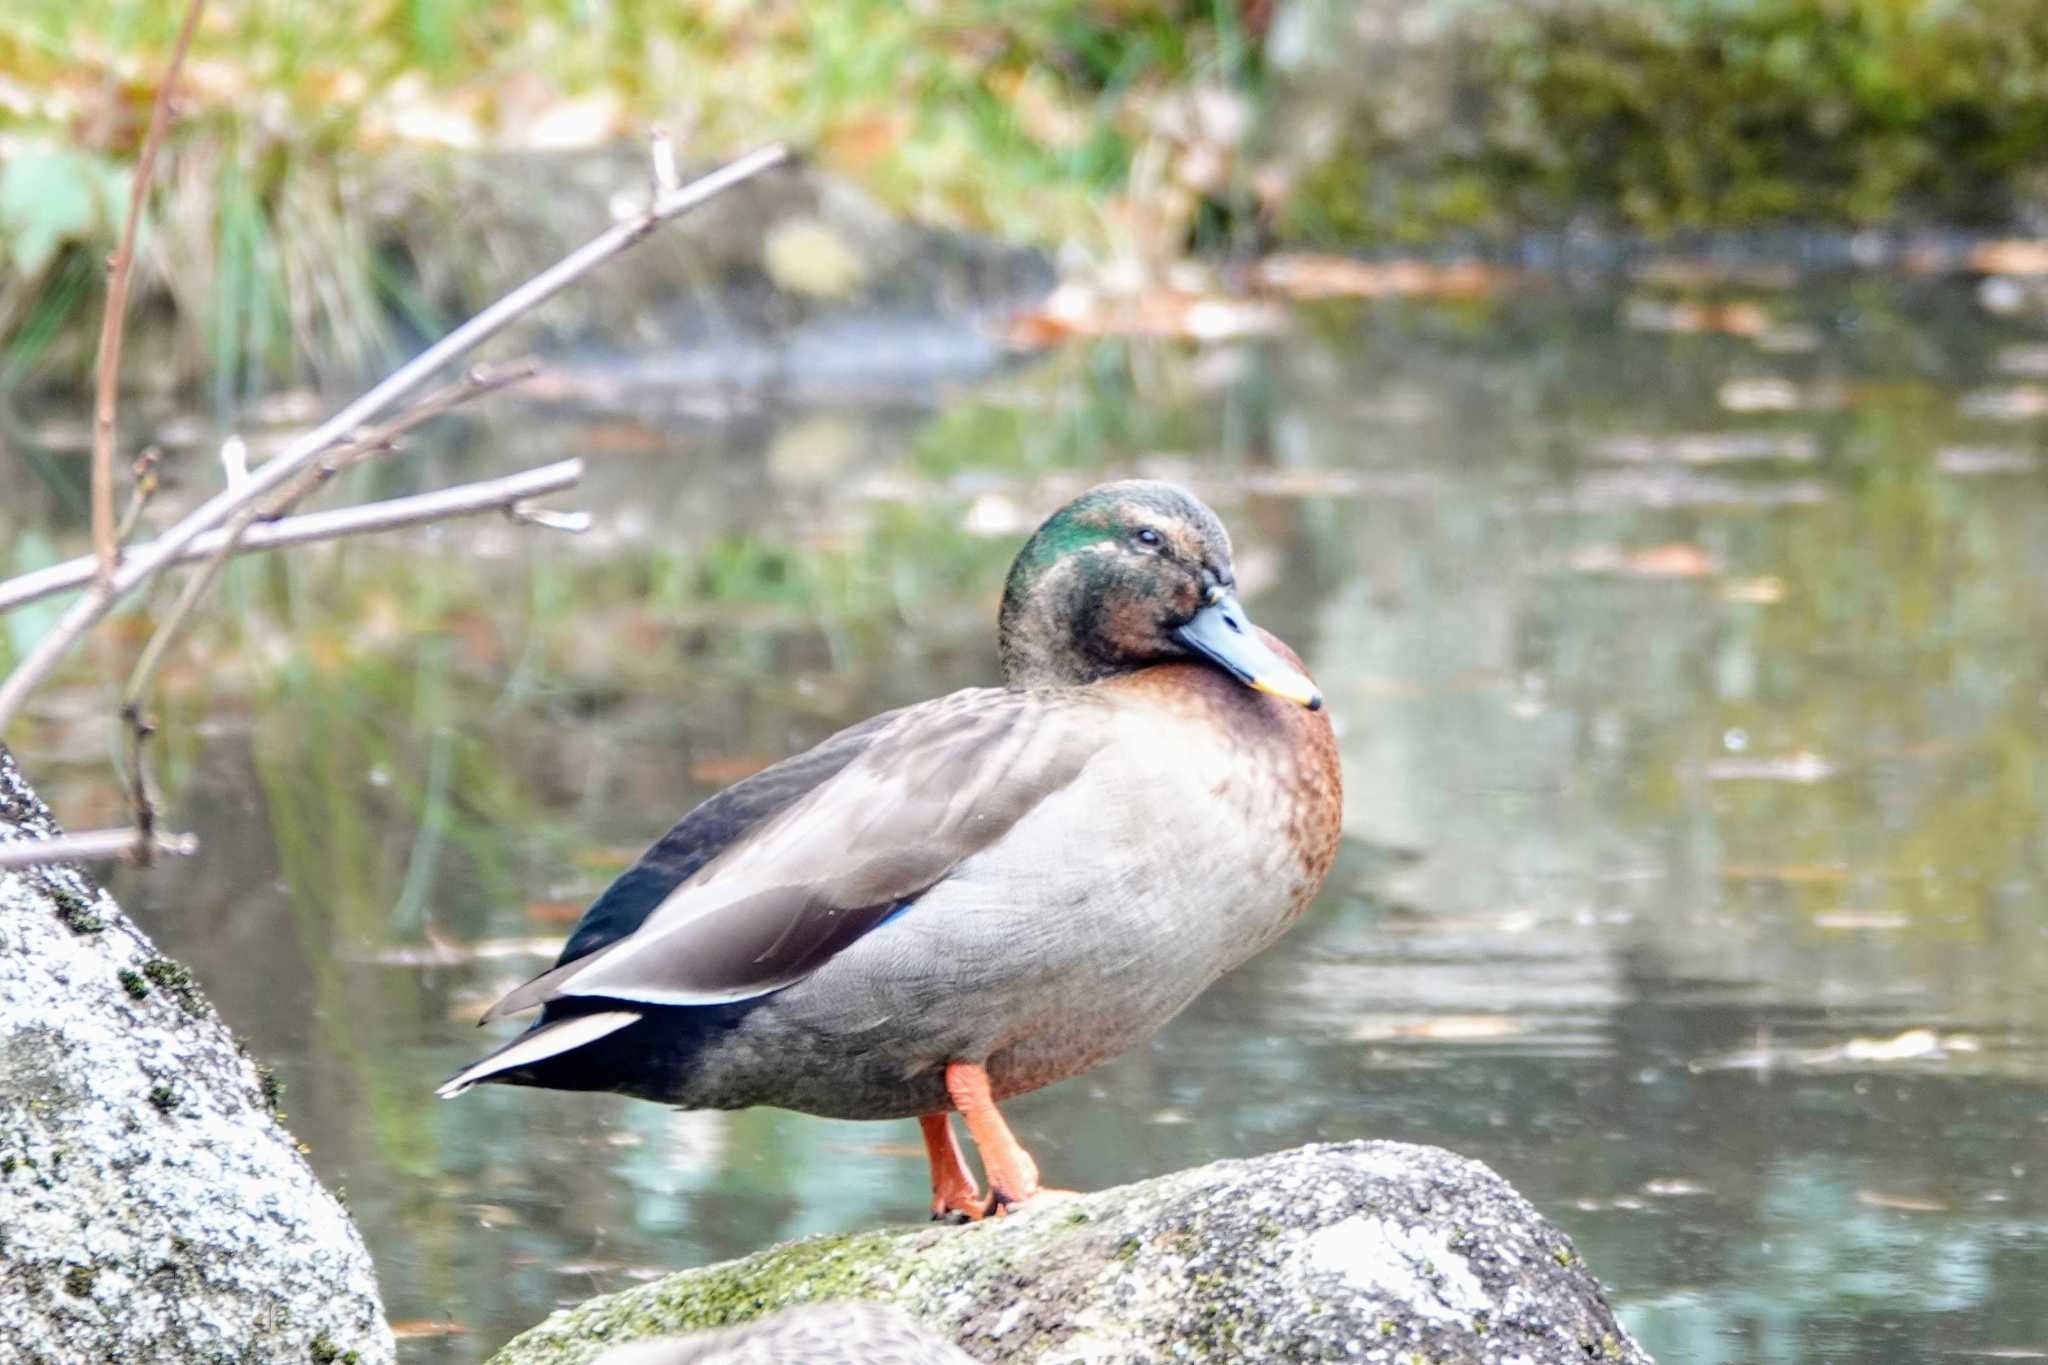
top-left (440, 480), bottom-right (1341, 1219)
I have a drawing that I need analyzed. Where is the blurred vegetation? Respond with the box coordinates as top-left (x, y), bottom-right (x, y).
top-left (0, 0), bottom-right (1256, 392)
top-left (1286, 0), bottom-right (2048, 241)
top-left (11, 1), bottom-right (2048, 392)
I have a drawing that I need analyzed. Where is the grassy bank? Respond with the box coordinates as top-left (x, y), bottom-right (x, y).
top-left (1280, 0), bottom-right (2048, 242)
top-left (8, 0), bottom-right (2048, 395)
top-left (0, 1), bottom-right (1252, 392)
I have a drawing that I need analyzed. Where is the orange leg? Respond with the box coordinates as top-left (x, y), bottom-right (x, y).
top-left (944, 1061), bottom-right (1072, 1216)
top-left (918, 1113), bottom-right (983, 1222)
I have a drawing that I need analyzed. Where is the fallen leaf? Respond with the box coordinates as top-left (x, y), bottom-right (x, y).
top-left (1971, 240), bottom-right (2048, 275)
top-left (1351, 1014), bottom-right (1526, 1043)
top-left (1718, 576), bottom-right (1786, 604)
top-left (389, 1320), bottom-right (468, 1340)
top-left (1856, 1190), bottom-right (1949, 1213)
top-left (688, 755), bottom-right (776, 785)
top-left (1255, 253), bottom-right (1508, 300)
top-left (822, 111), bottom-right (910, 172)
top-left (1569, 543), bottom-right (1721, 578)
top-left (524, 900), bottom-right (587, 924)
top-left (1624, 297), bottom-right (1773, 336)
top-left (1812, 910), bottom-right (1910, 930)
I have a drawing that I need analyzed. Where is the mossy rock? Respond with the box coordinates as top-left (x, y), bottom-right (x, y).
top-left (491, 1141), bottom-right (1651, 1365)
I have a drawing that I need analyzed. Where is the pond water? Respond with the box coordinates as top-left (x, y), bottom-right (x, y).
top-left (9, 271), bottom-right (2048, 1363)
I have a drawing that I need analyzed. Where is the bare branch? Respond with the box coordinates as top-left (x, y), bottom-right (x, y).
top-left (91, 0), bottom-right (207, 587)
top-left (0, 828), bottom-right (198, 872)
top-left (0, 141), bottom-right (789, 736)
top-left (0, 459), bottom-right (585, 615)
top-left (113, 446), bottom-right (162, 547)
top-left (119, 458), bottom-right (587, 710)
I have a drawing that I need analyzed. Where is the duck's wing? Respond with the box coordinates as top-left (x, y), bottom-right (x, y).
top-left (479, 689), bottom-right (1100, 1020)
top-left (548, 706), bottom-right (904, 972)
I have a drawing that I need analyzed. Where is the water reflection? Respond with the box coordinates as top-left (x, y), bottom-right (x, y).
top-left (10, 278), bottom-right (2048, 1362)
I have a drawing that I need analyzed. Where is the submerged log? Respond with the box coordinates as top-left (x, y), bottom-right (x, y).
top-left (491, 1140), bottom-right (1652, 1365)
top-left (0, 742), bottom-right (392, 1364)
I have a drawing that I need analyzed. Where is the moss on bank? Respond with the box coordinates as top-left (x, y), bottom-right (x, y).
top-left (11, 1), bottom-right (2048, 389)
top-left (0, 0), bottom-right (1242, 391)
top-left (1282, 0), bottom-right (2048, 242)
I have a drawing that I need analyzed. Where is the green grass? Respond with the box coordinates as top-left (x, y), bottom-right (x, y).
top-left (0, 1), bottom-right (1244, 392)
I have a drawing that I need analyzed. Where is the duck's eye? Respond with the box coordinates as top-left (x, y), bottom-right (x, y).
top-left (1133, 527), bottom-right (1163, 549)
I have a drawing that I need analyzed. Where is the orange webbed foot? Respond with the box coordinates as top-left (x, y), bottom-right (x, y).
top-left (919, 1113), bottom-right (985, 1223)
top-left (944, 1061), bottom-right (1084, 1218)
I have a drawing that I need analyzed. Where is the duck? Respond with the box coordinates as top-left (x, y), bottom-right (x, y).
top-left (439, 479), bottom-right (1342, 1220)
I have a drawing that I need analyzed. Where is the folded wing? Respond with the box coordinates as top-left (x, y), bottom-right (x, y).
top-left (479, 689), bottom-right (1100, 1020)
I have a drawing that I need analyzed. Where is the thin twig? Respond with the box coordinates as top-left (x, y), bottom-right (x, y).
top-left (0, 458), bottom-right (585, 614)
top-left (109, 363), bottom-right (540, 706)
top-left (0, 828), bottom-right (198, 872)
top-left (113, 455), bottom-right (587, 865)
top-left (252, 361), bottom-right (538, 517)
top-left (0, 141), bottom-right (789, 736)
top-left (90, 0), bottom-right (206, 587)
top-left (113, 446), bottom-right (162, 547)
top-left (121, 457), bottom-right (588, 745)
top-left (118, 701), bottom-right (157, 859)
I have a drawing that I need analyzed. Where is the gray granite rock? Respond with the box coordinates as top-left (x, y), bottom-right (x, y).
top-left (491, 1140), bottom-right (1651, 1365)
top-left (0, 742), bottom-right (392, 1365)
top-left (591, 1302), bottom-right (973, 1365)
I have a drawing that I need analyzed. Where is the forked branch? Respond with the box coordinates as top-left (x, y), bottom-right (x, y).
top-left (0, 140), bottom-right (790, 736)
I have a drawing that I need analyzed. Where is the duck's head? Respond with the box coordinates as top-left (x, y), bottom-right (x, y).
top-left (997, 480), bottom-right (1322, 709)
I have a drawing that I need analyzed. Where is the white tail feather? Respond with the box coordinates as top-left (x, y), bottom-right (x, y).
top-left (435, 1009), bottom-right (641, 1097)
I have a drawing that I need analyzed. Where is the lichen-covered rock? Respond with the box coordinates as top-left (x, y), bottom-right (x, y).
top-left (491, 1141), bottom-right (1651, 1365)
top-left (591, 1302), bottom-right (974, 1365)
top-left (0, 742), bottom-right (392, 1365)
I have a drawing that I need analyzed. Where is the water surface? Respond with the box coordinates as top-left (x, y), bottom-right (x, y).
top-left (9, 274), bottom-right (2048, 1362)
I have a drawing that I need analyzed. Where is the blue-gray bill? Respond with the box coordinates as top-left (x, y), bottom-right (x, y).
top-left (1172, 591), bottom-right (1323, 710)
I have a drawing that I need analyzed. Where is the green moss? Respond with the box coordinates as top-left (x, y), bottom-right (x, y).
top-left (147, 1084), bottom-right (180, 1115)
top-left (1288, 0), bottom-right (2048, 242)
top-left (140, 958), bottom-right (210, 1018)
top-left (117, 969), bottom-right (150, 1000)
top-left (49, 883), bottom-right (105, 934)
top-left (258, 1065), bottom-right (285, 1114)
top-left (308, 1336), bottom-right (359, 1365)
